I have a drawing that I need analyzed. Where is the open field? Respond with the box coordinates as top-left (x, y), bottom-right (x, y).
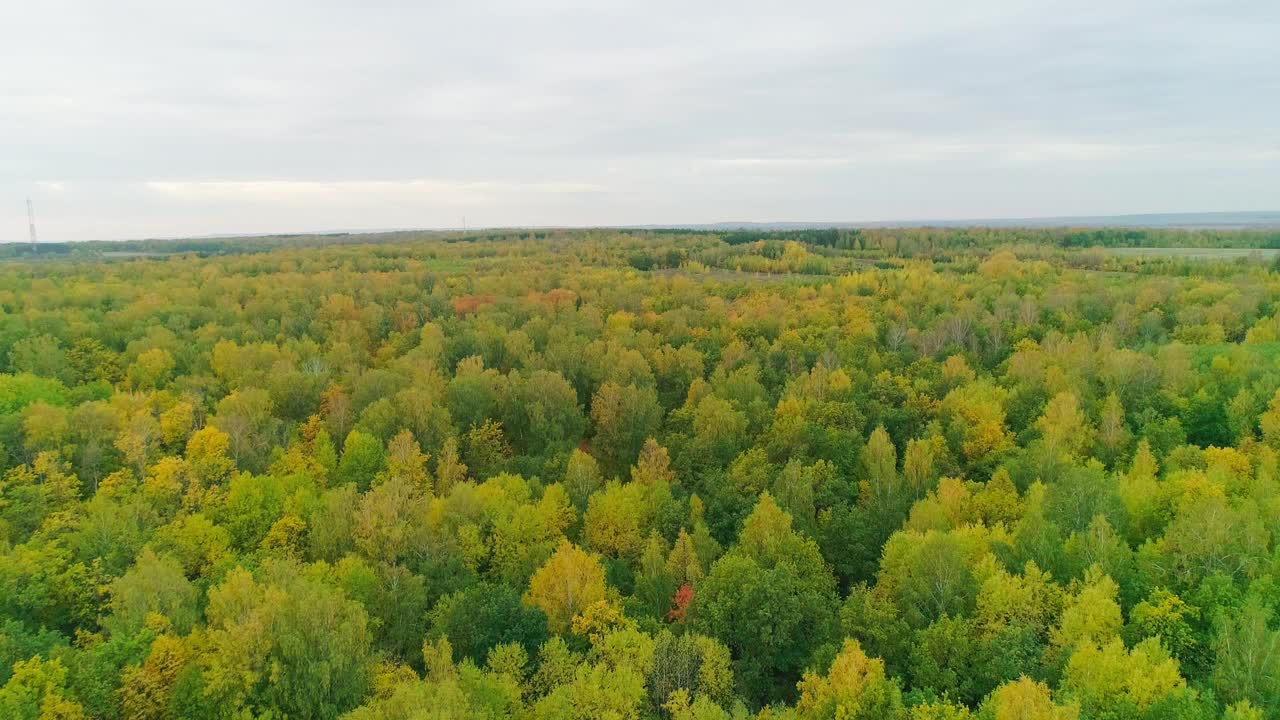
top-left (1106, 246), bottom-right (1280, 260)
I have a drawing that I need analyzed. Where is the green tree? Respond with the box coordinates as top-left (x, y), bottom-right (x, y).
top-left (337, 429), bottom-right (386, 491)
top-left (102, 548), bottom-right (198, 637)
top-left (431, 582), bottom-right (549, 665)
top-left (196, 563), bottom-right (373, 719)
top-left (692, 494), bottom-right (838, 704)
top-left (590, 382), bottom-right (662, 476)
top-left (1212, 598), bottom-right (1280, 715)
top-left (502, 370), bottom-right (584, 454)
top-left (67, 338), bottom-right (122, 385)
top-left (210, 387), bottom-right (279, 471)
top-left (8, 335), bottom-right (69, 382)
top-left (463, 419), bottom-right (510, 480)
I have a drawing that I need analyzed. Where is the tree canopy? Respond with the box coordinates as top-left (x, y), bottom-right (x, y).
top-left (0, 226), bottom-right (1277, 718)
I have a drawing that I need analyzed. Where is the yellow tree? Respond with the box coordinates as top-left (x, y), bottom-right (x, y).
top-left (1048, 569), bottom-right (1123, 668)
top-left (120, 634), bottom-right (194, 720)
top-left (1037, 391), bottom-right (1091, 461)
top-left (942, 381), bottom-right (1013, 470)
top-left (383, 429), bottom-right (432, 491)
top-left (1095, 393), bottom-right (1130, 466)
top-left (184, 425), bottom-right (236, 508)
top-left (0, 656), bottom-right (87, 720)
top-left (1061, 637), bottom-right (1186, 716)
top-left (666, 529), bottom-right (704, 588)
top-left (583, 480), bottom-right (652, 558)
top-left (1260, 388), bottom-right (1280, 448)
top-left (525, 540), bottom-right (608, 634)
top-left (631, 438), bottom-right (676, 486)
top-left (434, 436), bottom-right (467, 495)
top-left (796, 639), bottom-right (903, 720)
top-left (980, 677), bottom-right (1079, 720)
top-left (902, 436), bottom-right (939, 499)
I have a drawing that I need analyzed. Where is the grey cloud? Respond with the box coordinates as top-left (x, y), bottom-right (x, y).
top-left (2, 0), bottom-right (1277, 240)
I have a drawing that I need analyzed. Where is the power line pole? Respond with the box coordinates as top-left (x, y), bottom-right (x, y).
top-left (27, 197), bottom-right (37, 248)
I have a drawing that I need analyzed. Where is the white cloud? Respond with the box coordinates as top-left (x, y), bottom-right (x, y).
top-left (143, 179), bottom-right (607, 205)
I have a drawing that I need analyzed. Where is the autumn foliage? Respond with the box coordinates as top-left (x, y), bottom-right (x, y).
top-left (0, 227), bottom-right (1276, 719)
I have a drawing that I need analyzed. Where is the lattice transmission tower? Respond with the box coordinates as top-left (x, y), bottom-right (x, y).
top-left (27, 197), bottom-right (38, 247)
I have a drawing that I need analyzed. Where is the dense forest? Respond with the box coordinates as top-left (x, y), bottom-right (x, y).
top-left (3, 223), bottom-right (1280, 262)
top-left (1, 228), bottom-right (1279, 719)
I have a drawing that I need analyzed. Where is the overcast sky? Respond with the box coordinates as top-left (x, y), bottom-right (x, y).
top-left (3, 0), bottom-right (1278, 242)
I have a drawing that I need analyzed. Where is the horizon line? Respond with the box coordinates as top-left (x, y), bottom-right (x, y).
top-left (8, 208), bottom-right (1280, 246)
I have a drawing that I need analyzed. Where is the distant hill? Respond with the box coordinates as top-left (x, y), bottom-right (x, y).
top-left (6, 211), bottom-right (1280, 250)
top-left (642, 211), bottom-right (1280, 232)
